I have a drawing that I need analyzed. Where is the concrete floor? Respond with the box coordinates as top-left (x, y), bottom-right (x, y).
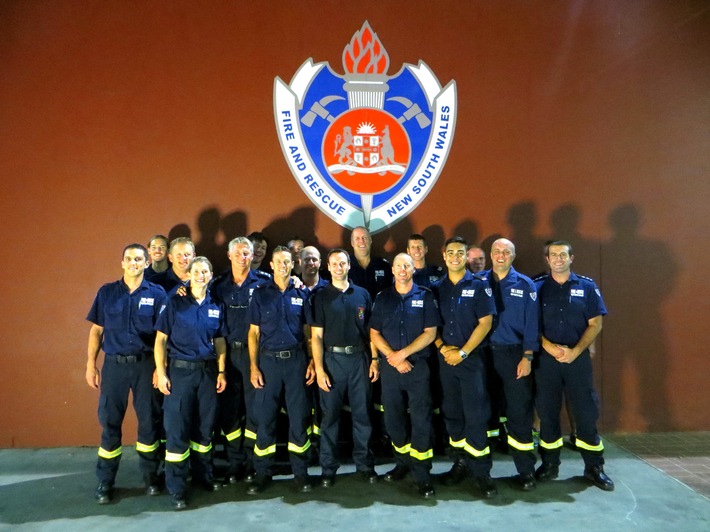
top-left (0, 439), bottom-right (708, 532)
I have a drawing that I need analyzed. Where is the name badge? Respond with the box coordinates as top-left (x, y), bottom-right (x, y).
top-left (411, 299), bottom-right (423, 308)
top-left (138, 297), bottom-right (154, 308)
top-left (510, 289), bottom-right (524, 298)
top-left (208, 309), bottom-right (221, 318)
top-left (461, 289), bottom-right (475, 298)
top-left (291, 297), bottom-right (303, 306)
top-left (571, 289), bottom-right (585, 298)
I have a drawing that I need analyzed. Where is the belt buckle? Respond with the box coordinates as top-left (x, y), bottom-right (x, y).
top-left (345, 346), bottom-right (355, 354)
top-left (277, 350), bottom-right (291, 359)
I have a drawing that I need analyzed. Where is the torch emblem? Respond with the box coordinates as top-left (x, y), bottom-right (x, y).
top-left (274, 21), bottom-right (456, 233)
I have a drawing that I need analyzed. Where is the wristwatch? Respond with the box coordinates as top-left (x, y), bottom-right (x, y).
top-left (523, 353), bottom-right (534, 361)
top-left (459, 349), bottom-right (468, 360)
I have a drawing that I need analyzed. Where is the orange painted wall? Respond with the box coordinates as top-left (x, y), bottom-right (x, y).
top-left (1, 1), bottom-right (708, 447)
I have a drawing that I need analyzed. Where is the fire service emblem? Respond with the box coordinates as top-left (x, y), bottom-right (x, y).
top-left (274, 21), bottom-right (456, 233)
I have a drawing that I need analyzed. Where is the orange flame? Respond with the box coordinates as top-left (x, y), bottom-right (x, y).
top-left (342, 21), bottom-right (390, 75)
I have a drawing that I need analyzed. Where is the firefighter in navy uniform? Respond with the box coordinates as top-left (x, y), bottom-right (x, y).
top-left (209, 236), bottom-right (271, 484)
top-left (408, 233), bottom-right (445, 288)
top-left (534, 240), bottom-right (614, 491)
top-left (247, 246), bottom-right (316, 495)
top-left (152, 237), bottom-right (195, 293)
top-left (86, 243), bottom-right (167, 504)
top-left (370, 253), bottom-right (440, 498)
top-left (480, 238), bottom-right (539, 491)
top-left (432, 237), bottom-right (498, 499)
top-left (155, 257), bottom-right (228, 510)
top-left (310, 249), bottom-right (379, 487)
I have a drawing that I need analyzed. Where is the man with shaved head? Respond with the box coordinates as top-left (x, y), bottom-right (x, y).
top-left (478, 238), bottom-right (539, 491)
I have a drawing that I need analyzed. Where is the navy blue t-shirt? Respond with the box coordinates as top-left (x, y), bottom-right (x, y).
top-left (155, 291), bottom-right (226, 361)
top-left (370, 284), bottom-right (440, 360)
top-left (349, 256), bottom-right (393, 299)
top-left (432, 270), bottom-right (496, 348)
top-left (87, 278), bottom-right (167, 357)
top-left (479, 267), bottom-right (540, 352)
top-left (535, 272), bottom-right (607, 347)
top-left (308, 282), bottom-right (371, 348)
top-left (210, 269), bottom-right (271, 344)
top-left (248, 280), bottom-right (308, 351)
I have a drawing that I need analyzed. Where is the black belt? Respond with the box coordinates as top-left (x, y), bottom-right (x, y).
top-left (170, 359), bottom-right (213, 370)
top-left (114, 353), bottom-right (145, 363)
top-left (261, 346), bottom-right (302, 359)
top-left (326, 345), bottom-right (364, 355)
top-left (231, 340), bottom-right (246, 350)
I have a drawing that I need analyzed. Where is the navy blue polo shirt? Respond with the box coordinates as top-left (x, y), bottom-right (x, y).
top-left (349, 256), bottom-right (393, 299)
top-left (87, 278), bottom-right (167, 356)
top-left (370, 284), bottom-right (440, 360)
top-left (432, 270), bottom-right (496, 348)
top-left (151, 268), bottom-right (187, 293)
top-left (479, 267), bottom-right (540, 352)
top-left (413, 264), bottom-right (445, 288)
top-left (248, 279), bottom-right (308, 351)
top-left (308, 282), bottom-right (371, 348)
top-left (210, 269), bottom-right (271, 344)
top-left (535, 272), bottom-right (607, 347)
top-left (155, 291), bottom-right (226, 361)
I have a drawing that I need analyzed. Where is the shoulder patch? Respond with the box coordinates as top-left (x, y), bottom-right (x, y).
top-left (529, 292), bottom-right (537, 301)
top-left (485, 287), bottom-right (493, 297)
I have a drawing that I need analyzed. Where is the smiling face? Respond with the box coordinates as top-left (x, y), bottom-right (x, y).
top-left (407, 239), bottom-right (427, 264)
top-left (350, 227), bottom-right (372, 259)
top-left (122, 247), bottom-right (148, 279)
top-left (491, 239), bottom-right (515, 275)
top-left (189, 259), bottom-right (213, 289)
top-left (392, 253), bottom-right (415, 287)
top-left (328, 251), bottom-right (350, 283)
top-left (228, 242), bottom-right (253, 271)
top-left (300, 247), bottom-right (321, 277)
top-left (169, 242), bottom-right (195, 275)
top-left (252, 239), bottom-right (267, 264)
top-left (444, 242), bottom-right (467, 274)
top-left (270, 250), bottom-right (293, 281)
top-left (148, 238), bottom-right (168, 264)
top-left (546, 244), bottom-right (573, 275)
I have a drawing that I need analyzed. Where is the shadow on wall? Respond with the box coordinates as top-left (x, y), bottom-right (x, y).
top-left (162, 200), bottom-right (677, 431)
top-left (601, 204), bottom-right (676, 432)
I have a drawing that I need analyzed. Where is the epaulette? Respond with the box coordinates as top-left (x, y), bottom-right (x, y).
top-left (533, 273), bottom-right (549, 282)
top-left (473, 271), bottom-right (488, 281)
top-left (578, 274), bottom-right (596, 282)
top-left (255, 270), bottom-right (272, 279)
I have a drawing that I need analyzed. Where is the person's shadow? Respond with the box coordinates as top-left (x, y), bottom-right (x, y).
top-left (601, 204), bottom-right (677, 431)
top-left (505, 202), bottom-right (548, 277)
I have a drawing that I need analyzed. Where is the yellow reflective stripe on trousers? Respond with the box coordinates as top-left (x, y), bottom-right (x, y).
top-left (98, 446), bottom-right (122, 459)
top-left (288, 440), bottom-right (312, 454)
top-left (449, 437), bottom-right (466, 449)
top-left (539, 437), bottom-right (563, 450)
top-left (165, 449), bottom-right (190, 462)
top-left (190, 441), bottom-right (213, 454)
top-left (135, 440), bottom-right (160, 453)
top-left (392, 442), bottom-right (411, 455)
top-left (244, 429), bottom-right (257, 441)
top-left (254, 444), bottom-right (276, 457)
top-left (410, 447), bottom-right (433, 461)
top-left (223, 428), bottom-right (243, 442)
top-left (507, 435), bottom-right (535, 452)
top-left (312, 424), bottom-right (321, 436)
top-left (464, 443), bottom-right (491, 458)
top-left (575, 437), bottom-right (604, 452)
top-left (487, 429), bottom-right (500, 438)
top-left (373, 403), bottom-right (385, 412)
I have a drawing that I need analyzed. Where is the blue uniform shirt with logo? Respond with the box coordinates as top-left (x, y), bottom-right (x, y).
top-left (432, 270), bottom-right (496, 348)
top-left (87, 278), bottom-right (167, 356)
top-left (349, 256), bottom-right (394, 299)
top-left (370, 284), bottom-right (441, 360)
top-left (248, 279), bottom-right (308, 351)
top-left (478, 267), bottom-right (540, 352)
top-left (155, 291), bottom-right (226, 361)
top-left (151, 268), bottom-right (187, 294)
top-left (210, 269), bottom-right (271, 344)
top-left (413, 264), bottom-right (445, 288)
top-left (535, 272), bottom-right (607, 347)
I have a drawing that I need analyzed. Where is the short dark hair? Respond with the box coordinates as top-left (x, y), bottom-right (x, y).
top-left (122, 243), bottom-right (148, 261)
top-left (545, 240), bottom-right (573, 256)
top-left (147, 234), bottom-right (168, 248)
top-left (444, 236), bottom-right (468, 250)
top-left (248, 231), bottom-right (269, 245)
top-left (272, 245), bottom-right (291, 258)
top-left (327, 248), bottom-right (350, 263)
top-left (408, 233), bottom-right (426, 243)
